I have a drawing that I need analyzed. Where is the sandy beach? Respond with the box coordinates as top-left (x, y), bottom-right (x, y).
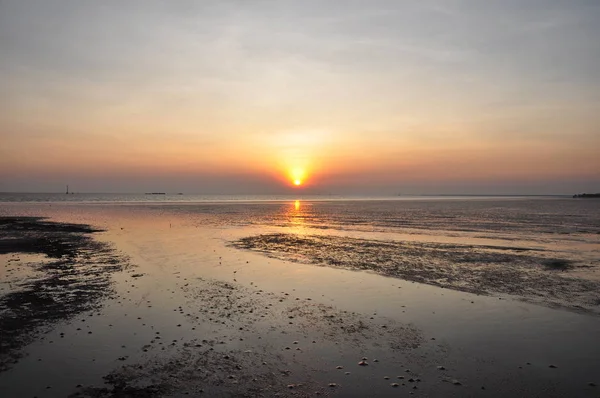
top-left (1, 198), bottom-right (599, 397)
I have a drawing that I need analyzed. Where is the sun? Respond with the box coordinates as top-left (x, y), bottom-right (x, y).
top-left (288, 167), bottom-right (306, 187)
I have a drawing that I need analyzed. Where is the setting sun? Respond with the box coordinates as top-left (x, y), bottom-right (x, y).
top-left (288, 167), bottom-right (307, 188)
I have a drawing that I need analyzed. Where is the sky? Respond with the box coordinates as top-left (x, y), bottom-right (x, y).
top-left (1, 0), bottom-right (599, 195)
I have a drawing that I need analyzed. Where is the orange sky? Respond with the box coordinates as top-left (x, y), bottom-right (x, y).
top-left (1, 1), bottom-right (599, 194)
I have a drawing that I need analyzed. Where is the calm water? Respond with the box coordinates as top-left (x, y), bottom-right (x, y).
top-left (0, 192), bottom-right (566, 203)
top-left (1, 193), bottom-right (598, 240)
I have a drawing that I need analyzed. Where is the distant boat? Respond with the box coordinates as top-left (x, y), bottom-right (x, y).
top-left (177, 193), bottom-right (183, 195)
top-left (145, 192), bottom-right (166, 195)
top-left (573, 193), bottom-right (600, 198)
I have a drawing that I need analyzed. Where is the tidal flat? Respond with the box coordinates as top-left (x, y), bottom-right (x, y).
top-left (233, 233), bottom-right (600, 314)
top-left (0, 198), bottom-right (599, 397)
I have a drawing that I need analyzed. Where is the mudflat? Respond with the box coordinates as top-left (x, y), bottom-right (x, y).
top-left (0, 200), bottom-right (599, 397)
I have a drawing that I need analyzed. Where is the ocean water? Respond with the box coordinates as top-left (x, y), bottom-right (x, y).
top-left (0, 192), bottom-right (568, 203)
top-left (1, 194), bottom-right (598, 247)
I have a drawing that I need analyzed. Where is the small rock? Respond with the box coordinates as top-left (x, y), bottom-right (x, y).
top-left (391, 383), bottom-right (399, 387)
top-left (549, 365), bottom-right (558, 369)
top-left (437, 366), bottom-right (446, 370)
top-left (336, 366), bottom-right (343, 369)
top-left (328, 383), bottom-right (337, 388)
top-left (452, 379), bottom-right (462, 386)
top-left (358, 361), bottom-right (368, 366)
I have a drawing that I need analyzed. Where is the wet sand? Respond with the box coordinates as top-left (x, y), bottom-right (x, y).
top-left (233, 233), bottom-right (600, 314)
top-left (0, 201), bottom-right (599, 397)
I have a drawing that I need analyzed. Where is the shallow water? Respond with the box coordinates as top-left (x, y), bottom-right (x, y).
top-left (0, 198), bottom-right (599, 397)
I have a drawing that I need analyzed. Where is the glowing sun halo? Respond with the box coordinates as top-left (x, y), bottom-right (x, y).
top-left (294, 179), bottom-right (302, 186)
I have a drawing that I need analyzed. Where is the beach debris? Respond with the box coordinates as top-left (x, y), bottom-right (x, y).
top-left (549, 364), bottom-right (558, 369)
top-left (358, 360), bottom-right (368, 366)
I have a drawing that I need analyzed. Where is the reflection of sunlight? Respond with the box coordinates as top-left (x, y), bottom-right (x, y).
top-left (286, 200), bottom-right (308, 232)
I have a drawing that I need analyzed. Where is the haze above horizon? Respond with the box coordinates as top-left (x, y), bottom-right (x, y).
top-left (1, 1), bottom-right (599, 195)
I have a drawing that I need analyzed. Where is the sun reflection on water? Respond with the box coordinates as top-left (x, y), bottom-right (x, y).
top-left (286, 200), bottom-right (309, 232)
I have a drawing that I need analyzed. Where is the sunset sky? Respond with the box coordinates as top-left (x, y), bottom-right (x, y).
top-left (1, 1), bottom-right (599, 194)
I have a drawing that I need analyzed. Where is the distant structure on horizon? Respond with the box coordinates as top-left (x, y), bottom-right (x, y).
top-left (66, 185), bottom-right (69, 194)
top-left (573, 193), bottom-right (600, 198)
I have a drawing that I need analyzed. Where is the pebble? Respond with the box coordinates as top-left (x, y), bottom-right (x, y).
top-left (328, 383), bottom-right (337, 388)
top-left (358, 361), bottom-right (368, 366)
top-left (391, 383), bottom-right (399, 387)
top-left (437, 366), bottom-right (446, 370)
top-left (549, 365), bottom-right (558, 369)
